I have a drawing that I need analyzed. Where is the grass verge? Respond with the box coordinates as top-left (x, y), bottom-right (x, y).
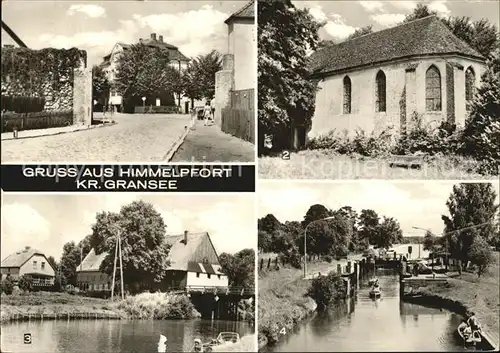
top-left (258, 262), bottom-right (335, 349)
top-left (259, 150), bottom-right (492, 179)
top-left (405, 252), bottom-right (499, 347)
top-left (0, 291), bottom-right (200, 322)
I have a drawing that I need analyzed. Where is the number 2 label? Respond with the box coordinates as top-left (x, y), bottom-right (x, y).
top-left (281, 151), bottom-right (290, 160)
top-left (280, 327), bottom-right (286, 335)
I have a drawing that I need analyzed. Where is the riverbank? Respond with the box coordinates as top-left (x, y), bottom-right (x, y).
top-left (1, 291), bottom-right (200, 322)
top-left (258, 263), bottom-right (338, 349)
top-left (212, 334), bottom-right (256, 352)
top-left (403, 252), bottom-right (500, 349)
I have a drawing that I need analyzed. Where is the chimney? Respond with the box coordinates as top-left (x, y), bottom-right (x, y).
top-left (25, 246), bottom-right (31, 250)
top-left (184, 230), bottom-right (188, 244)
top-left (159, 35), bottom-right (163, 43)
top-left (151, 33), bottom-right (157, 41)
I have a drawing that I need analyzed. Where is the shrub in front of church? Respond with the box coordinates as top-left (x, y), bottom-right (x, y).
top-left (116, 292), bottom-right (201, 319)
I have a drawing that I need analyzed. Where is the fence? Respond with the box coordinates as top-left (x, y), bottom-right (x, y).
top-left (134, 105), bottom-right (180, 114)
top-left (1, 110), bottom-right (73, 132)
top-left (221, 89), bottom-right (255, 143)
top-left (258, 254), bottom-right (324, 272)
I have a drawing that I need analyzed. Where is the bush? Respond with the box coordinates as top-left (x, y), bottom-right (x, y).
top-left (18, 276), bottom-right (33, 292)
top-left (306, 271), bottom-right (347, 310)
top-left (1, 277), bottom-right (14, 295)
top-left (323, 255), bottom-right (333, 263)
top-left (237, 298), bottom-right (255, 322)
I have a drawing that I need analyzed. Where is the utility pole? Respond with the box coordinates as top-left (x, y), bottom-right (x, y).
top-left (111, 234), bottom-right (124, 301)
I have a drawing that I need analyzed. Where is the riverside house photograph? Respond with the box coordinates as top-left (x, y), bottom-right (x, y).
top-left (257, 180), bottom-right (499, 351)
top-left (258, 0), bottom-right (500, 179)
top-left (1, 1), bottom-right (256, 163)
top-left (1, 193), bottom-right (257, 352)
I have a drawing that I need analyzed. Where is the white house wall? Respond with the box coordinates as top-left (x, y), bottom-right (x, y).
top-left (228, 21), bottom-right (255, 91)
top-left (20, 254), bottom-right (55, 277)
top-left (186, 271), bottom-right (229, 287)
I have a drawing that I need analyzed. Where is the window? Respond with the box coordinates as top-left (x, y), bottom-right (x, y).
top-left (217, 275), bottom-right (221, 280)
top-left (196, 272), bottom-right (200, 278)
top-left (207, 274), bottom-right (211, 279)
top-left (465, 67), bottom-right (476, 111)
top-left (41, 262), bottom-right (45, 270)
top-left (33, 261), bottom-right (37, 269)
top-left (425, 65), bottom-right (442, 111)
top-left (375, 70), bottom-right (386, 112)
top-left (343, 76), bottom-right (352, 114)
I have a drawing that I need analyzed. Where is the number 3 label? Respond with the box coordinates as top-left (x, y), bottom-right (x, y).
top-left (279, 328), bottom-right (286, 335)
top-left (24, 333), bottom-right (32, 344)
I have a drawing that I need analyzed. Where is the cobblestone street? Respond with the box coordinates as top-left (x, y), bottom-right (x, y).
top-left (1, 113), bottom-right (191, 163)
top-left (171, 120), bottom-right (255, 162)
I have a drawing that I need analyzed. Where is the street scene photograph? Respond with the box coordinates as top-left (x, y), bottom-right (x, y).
top-left (258, 0), bottom-right (500, 179)
top-left (257, 180), bottom-right (499, 351)
top-left (1, 1), bottom-right (256, 163)
top-left (0, 193), bottom-right (256, 352)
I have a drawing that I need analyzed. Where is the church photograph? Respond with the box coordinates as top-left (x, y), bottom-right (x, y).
top-left (257, 0), bottom-right (499, 180)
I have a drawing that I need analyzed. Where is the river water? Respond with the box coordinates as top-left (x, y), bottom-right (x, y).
top-left (1, 319), bottom-right (254, 353)
top-left (266, 270), bottom-right (467, 352)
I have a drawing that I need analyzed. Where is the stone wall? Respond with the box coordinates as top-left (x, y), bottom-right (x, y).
top-left (214, 54), bottom-right (234, 126)
top-left (1, 47), bottom-right (87, 115)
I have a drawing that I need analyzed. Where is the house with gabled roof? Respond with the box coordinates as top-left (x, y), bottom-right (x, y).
top-left (100, 33), bottom-right (191, 112)
top-left (76, 231), bottom-right (228, 292)
top-left (1, 246), bottom-right (55, 286)
top-left (303, 16), bottom-right (486, 148)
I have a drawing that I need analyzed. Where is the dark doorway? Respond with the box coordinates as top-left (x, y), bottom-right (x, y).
top-left (184, 101), bottom-right (189, 114)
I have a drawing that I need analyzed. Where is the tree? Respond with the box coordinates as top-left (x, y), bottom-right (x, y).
top-left (114, 43), bottom-right (177, 110)
top-left (441, 183), bottom-right (499, 268)
top-left (468, 236), bottom-right (494, 277)
top-left (59, 241), bottom-right (83, 286)
top-left (18, 275), bottom-right (33, 292)
top-left (90, 200), bottom-right (171, 293)
top-left (258, 0), bottom-right (322, 153)
top-left (442, 17), bottom-right (498, 58)
top-left (302, 204), bottom-right (333, 228)
top-left (181, 66), bottom-right (202, 107)
top-left (307, 271), bottom-right (347, 310)
top-left (187, 50), bottom-right (222, 101)
top-left (219, 249), bottom-right (255, 288)
top-left (46, 256), bottom-right (58, 271)
top-left (258, 230), bottom-right (273, 253)
top-left (337, 206), bottom-right (361, 251)
top-left (258, 214), bottom-right (282, 235)
top-left (92, 65), bottom-right (110, 105)
top-left (403, 4), bottom-right (437, 23)
top-left (346, 25), bottom-right (373, 40)
top-left (0, 277), bottom-right (14, 295)
top-left (358, 209), bottom-right (380, 245)
top-left (374, 217), bottom-right (403, 248)
top-left (461, 49), bottom-right (500, 174)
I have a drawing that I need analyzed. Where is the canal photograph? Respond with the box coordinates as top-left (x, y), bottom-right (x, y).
top-left (0, 193), bottom-right (257, 352)
top-left (258, 180), bottom-right (499, 351)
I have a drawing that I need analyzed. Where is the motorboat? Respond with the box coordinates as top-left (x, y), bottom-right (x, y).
top-left (189, 332), bottom-right (240, 352)
top-left (369, 285), bottom-right (381, 298)
top-left (457, 322), bottom-right (482, 345)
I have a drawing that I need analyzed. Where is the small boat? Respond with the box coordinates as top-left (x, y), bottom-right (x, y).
top-left (189, 332), bottom-right (240, 352)
top-left (215, 332), bottom-right (240, 344)
top-left (368, 277), bottom-right (379, 286)
top-left (457, 323), bottom-right (482, 345)
top-left (369, 285), bottom-right (381, 298)
top-left (157, 334), bottom-right (167, 353)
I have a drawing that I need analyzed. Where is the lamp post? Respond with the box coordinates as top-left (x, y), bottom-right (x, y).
top-left (304, 216), bottom-right (336, 279)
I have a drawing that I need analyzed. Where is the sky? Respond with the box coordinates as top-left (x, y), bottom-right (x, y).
top-left (1, 1), bottom-right (246, 66)
top-left (295, 0), bottom-right (500, 42)
top-left (258, 181), bottom-right (500, 237)
top-left (1, 193), bottom-right (256, 261)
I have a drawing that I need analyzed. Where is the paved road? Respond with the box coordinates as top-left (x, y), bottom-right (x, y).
top-left (1, 113), bottom-right (190, 163)
top-left (171, 120), bottom-right (255, 162)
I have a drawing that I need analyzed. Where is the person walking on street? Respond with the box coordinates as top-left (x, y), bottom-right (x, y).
top-left (203, 102), bottom-right (212, 126)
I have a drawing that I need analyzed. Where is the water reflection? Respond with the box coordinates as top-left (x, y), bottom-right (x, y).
top-left (266, 272), bottom-right (466, 352)
top-left (1, 319), bottom-right (254, 353)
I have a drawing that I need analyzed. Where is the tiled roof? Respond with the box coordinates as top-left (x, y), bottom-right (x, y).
top-left (102, 39), bottom-right (189, 63)
top-left (1, 247), bottom-right (45, 268)
top-left (309, 16), bottom-right (485, 77)
top-left (225, 0), bottom-right (255, 24)
top-left (76, 232), bottom-right (219, 273)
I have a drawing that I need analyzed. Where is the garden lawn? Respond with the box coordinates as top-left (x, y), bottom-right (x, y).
top-left (259, 150), bottom-right (492, 179)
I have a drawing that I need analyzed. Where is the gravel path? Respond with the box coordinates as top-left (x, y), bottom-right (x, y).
top-left (1, 113), bottom-right (190, 163)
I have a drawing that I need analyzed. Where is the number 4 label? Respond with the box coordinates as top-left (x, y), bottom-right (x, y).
top-left (280, 327), bottom-right (286, 335)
